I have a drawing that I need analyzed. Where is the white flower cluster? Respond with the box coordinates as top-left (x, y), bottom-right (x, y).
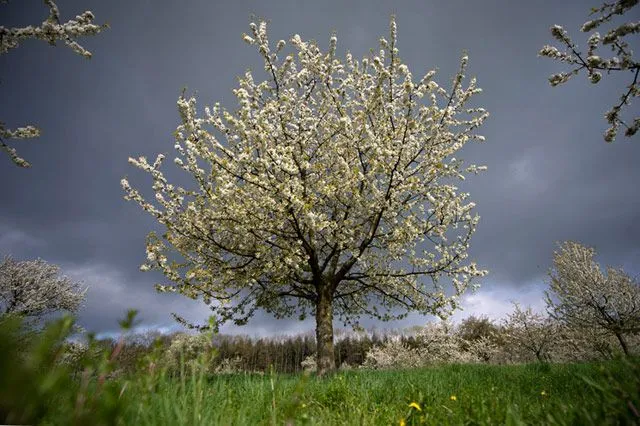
top-left (539, 0), bottom-right (639, 142)
top-left (300, 354), bottom-right (317, 372)
top-left (123, 17), bottom-right (488, 349)
top-left (58, 341), bottom-right (89, 367)
top-left (0, 255), bottom-right (86, 321)
top-left (0, 124), bottom-right (41, 168)
top-left (162, 332), bottom-right (215, 374)
top-left (0, 0), bottom-right (106, 167)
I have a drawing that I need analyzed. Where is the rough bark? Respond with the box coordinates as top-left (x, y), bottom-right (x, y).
top-left (614, 331), bottom-right (630, 356)
top-left (315, 284), bottom-right (335, 375)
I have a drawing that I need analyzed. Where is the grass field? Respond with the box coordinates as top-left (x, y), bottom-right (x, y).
top-left (69, 359), bottom-right (639, 425)
top-left (2, 316), bottom-right (638, 425)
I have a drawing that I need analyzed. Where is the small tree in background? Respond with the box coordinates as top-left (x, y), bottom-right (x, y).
top-left (0, 0), bottom-right (107, 167)
top-left (503, 304), bottom-right (557, 363)
top-left (457, 315), bottom-right (500, 345)
top-left (122, 16), bottom-right (488, 375)
top-left (457, 315), bottom-right (502, 362)
top-left (546, 241), bottom-right (640, 355)
top-left (0, 255), bottom-right (86, 324)
top-left (539, 0), bottom-right (639, 142)
top-left (412, 321), bottom-right (474, 363)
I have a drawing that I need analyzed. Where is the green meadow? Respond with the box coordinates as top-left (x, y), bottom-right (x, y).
top-left (2, 316), bottom-right (639, 425)
top-left (114, 361), bottom-right (640, 425)
top-left (3, 320), bottom-right (637, 426)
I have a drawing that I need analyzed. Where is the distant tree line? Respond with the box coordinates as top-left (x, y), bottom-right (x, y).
top-left (90, 309), bottom-right (638, 376)
top-left (3, 240), bottom-right (639, 376)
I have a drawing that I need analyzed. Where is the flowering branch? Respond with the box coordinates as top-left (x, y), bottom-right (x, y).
top-left (539, 0), bottom-right (639, 142)
top-left (0, 0), bottom-right (107, 167)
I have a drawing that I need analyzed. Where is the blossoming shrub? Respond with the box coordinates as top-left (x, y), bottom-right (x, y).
top-left (362, 336), bottom-right (423, 369)
top-left (161, 332), bottom-right (216, 375)
top-left (214, 356), bottom-right (244, 375)
top-left (414, 322), bottom-right (479, 364)
top-left (463, 335), bottom-right (503, 363)
top-left (301, 353), bottom-right (355, 372)
top-left (362, 322), bottom-right (479, 369)
top-left (0, 255), bottom-right (86, 325)
top-left (547, 241), bottom-right (640, 356)
top-left (501, 304), bottom-right (559, 363)
top-left (301, 354), bottom-right (317, 373)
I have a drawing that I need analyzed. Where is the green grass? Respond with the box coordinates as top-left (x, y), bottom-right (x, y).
top-left (2, 315), bottom-right (638, 425)
top-left (115, 360), bottom-right (639, 425)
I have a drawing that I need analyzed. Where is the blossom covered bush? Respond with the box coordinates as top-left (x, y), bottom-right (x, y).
top-left (362, 336), bottom-right (423, 369)
top-left (300, 354), bottom-right (317, 373)
top-left (360, 294), bottom-right (639, 369)
top-left (463, 335), bottom-right (502, 364)
top-left (162, 332), bottom-right (216, 375)
top-left (213, 356), bottom-right (244, 375)
top-left (549, 325), bottom-right (637, 362)
top-left (361, 321), bottom-right (478, 369)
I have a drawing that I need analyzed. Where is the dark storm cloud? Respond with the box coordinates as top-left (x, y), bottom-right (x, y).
top-left (1, 0), bottom-right (638, 335)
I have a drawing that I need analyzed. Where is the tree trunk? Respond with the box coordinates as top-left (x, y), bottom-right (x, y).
top-left (535, 350), bottom-right (543, 363)
top-left (315, 285), bottom-right (335, 375)
top-left (614, 331), bottom-right (629, 356)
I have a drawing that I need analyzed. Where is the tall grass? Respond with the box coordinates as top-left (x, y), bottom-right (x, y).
top-left (2, 315), bottom-right (639, 425)
top-left (119, 360), bottom-right (639, 425)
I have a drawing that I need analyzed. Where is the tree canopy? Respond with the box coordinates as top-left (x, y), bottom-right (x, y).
top-left (0, 255), bottom-right (85, 323)
top-left (546, 241), bottom-right (640, 355)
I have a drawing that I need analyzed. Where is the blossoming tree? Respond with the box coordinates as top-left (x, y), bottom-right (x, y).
top-left (0, 255), bottom-right (85, 323)
top-left (0, 0), bottom-right (106, 167)
top-left (122, 17), bottom-right (488, 374)
top-left (503, 304), bottom-right (557, 363)
top-left (539, 0), bottom-right (639, 142)
top-left (546, 241), bottom-right (640, 355)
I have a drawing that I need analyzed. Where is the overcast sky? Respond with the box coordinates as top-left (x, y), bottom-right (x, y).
top-left (1, 0), bottom-right (639, 337)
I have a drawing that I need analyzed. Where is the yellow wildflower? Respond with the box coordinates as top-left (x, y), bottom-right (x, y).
top-left (450, 395), bottom-right (457, 401)
top-left (399, 419), bottom-right (406, 426)
top-left (540, 390), bottom-right (547, 397)
top-left (408, 402), bottom-right (422, 411)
